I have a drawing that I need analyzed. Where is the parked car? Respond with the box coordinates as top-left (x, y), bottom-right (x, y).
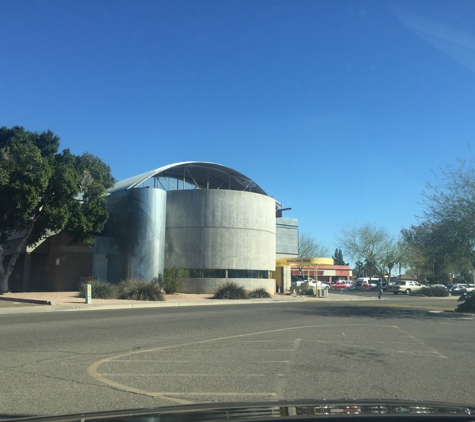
top-left (449, 284), bottom-right (471, 296)
top-left (308, 280), bottom-right (330, 291)
top-left (431, 284), bottom-right (448, 289)
top-left (291, 277), bottom-right (328, 290)
top-left (330, 280), bottom-right (354, 289)
top-left (387, 280), bottom-right (424, 295)
top-left (354, 280), bottom-right (377, 290)
top-left (291, 275), bottom-right (307, 287)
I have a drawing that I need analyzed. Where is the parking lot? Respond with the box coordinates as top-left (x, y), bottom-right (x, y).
top-left (1, 298), bottom-right (474, 418)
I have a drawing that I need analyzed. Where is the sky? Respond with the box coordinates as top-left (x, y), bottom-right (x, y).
top-left (2, 0), bottom-right (475, 257)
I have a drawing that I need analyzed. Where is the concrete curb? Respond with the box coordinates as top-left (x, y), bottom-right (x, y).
top-left (0, 296), bottom-right (51, 305)
top-left (0, 297), bottom-right (312, 315)
top-left (0, 293), bottom-right (425, 315)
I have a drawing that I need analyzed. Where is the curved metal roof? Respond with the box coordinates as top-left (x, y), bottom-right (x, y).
top-left (109, 162), bottom-right (268, 196)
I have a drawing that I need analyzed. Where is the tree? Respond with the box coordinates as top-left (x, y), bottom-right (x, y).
top-left (402, 222), bottom-right (472, 284)
top-left (298, 232), bottom-right (329, 258)
top-left (362, 259), bottom-right (378, 278)
top-left (354, 260), bottom-right (365, 278)
top-left (399, 159), bottom-right (475, 284)
top-left (422, 159), bottom-right (475, 271)
top-left (339, 224), bottom-right (404, 283)
top-left (402, 222), bottom-right (443, 283)
top-left (0, 126), bottom-right (115, 293)
top-left (332, 248), bottom-right (347, 265)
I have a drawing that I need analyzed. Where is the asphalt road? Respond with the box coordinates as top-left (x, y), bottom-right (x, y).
top-left (1, 299), bottom-right (474, 419)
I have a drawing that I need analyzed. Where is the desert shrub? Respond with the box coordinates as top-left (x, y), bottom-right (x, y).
top-left (419, 286), bottom-right (449, 297)
top-left (157, 266), bottom-right (189, 294)
top-left (212, 282), bottom-right (249, 299)
top-left (117, 279), bottom-right (164, 301)
top-left (299, 288), bottom-right (316, 296)
top-left (78, 278), bottom-right (117, 299)
top-left (248, 288), bottom-right (271, 298)
top-left (456, 292), bottom-right (475, 313)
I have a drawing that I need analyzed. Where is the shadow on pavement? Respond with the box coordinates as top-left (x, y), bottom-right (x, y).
top-left (286, 303), bottom-right (441, 320)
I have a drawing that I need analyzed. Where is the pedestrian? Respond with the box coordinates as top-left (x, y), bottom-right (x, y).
top-left (378, 279), bottom-right (383, 300)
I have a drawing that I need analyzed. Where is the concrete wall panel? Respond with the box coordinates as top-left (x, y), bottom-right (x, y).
top-left (184, 278), bottom-right (275, 295)
top-left (166, 190), bottom-right (275, 271)
top-left (276, 217), bottom-right (299, 257)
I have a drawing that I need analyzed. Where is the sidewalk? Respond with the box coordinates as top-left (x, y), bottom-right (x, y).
top-left (0, 290), bottom-right (373, 314)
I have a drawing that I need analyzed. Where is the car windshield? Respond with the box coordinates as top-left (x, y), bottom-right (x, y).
top-left (1, 0), bottom-right (475, 419)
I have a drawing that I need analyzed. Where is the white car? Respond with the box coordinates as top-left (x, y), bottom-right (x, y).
top-left (291, 277), bottom-right (308, 287)
top-left (291, 278), bottom-right (329, 290)
top-left (307, 280), bottom-right (330, 290)
top-left (387, 280), bottom-right (424, 295)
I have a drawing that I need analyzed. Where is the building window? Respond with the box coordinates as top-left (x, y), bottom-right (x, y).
top-left (227, 270), bottom-right (269, 279)
top-left (189, 269), bottom-right (226, 278)
top-left (188, 269), bottom-right (270, 279)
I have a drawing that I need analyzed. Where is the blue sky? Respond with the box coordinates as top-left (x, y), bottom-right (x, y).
top-left (2, 0), bottom-right (475, 256)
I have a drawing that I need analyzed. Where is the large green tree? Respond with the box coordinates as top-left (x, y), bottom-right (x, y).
top-left (0, 126), bottom-right (115, 293)
top-left (400, 159), bottom-right (475, 284)
top-left (423, 159), bottom-right (475, 270)
top-left (401, 222), bottom-right (449, 283)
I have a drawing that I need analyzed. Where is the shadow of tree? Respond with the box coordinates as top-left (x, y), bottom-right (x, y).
top-left (285, 303), bottom-right (435, 320)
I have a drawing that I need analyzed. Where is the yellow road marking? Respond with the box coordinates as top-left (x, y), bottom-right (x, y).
top-left (87, 322), bottom-right (443, 402)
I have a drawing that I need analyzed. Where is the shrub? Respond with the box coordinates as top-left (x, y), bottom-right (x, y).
top-left (212, 282), bottom-right (249, 299)
top-left (419, 286), bottom-right (449, 297)
top-left (117, 279), bottom-right (164, 301)
top-left (78, 279), bottom-right (117, 299)
top-left (157, 266), bottom-right (189, 294)
top-left (299, 288), bottom-right (316, 296)
top-left (456, 292), bottom-right (475, 313)
top-left (248, 288), bottom-right (271, 299)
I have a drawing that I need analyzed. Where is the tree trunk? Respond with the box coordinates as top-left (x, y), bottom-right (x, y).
top-left (0, 245), bottom-right (6, 294)
top-left (0, 220), bottom-right (37, 294)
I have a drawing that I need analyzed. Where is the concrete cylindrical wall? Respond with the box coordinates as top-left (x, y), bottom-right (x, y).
top-left (165, 189), bottom-right (276, 271)
top-left (105, 187), bottom-right (167, 282)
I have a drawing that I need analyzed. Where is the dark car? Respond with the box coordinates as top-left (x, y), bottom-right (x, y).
top-left (449, 284), bottom-right (470, 296)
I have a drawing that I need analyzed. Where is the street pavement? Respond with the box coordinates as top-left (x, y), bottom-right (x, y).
top-left (1, 296), bottom-right (474, 420)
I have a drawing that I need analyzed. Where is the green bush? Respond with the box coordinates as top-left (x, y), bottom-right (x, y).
top-left (117, 279), bottom-right (164, 301)
top-left (419, 286), bottom-right (449, 297)
top-left (78, 279), bottom-right (117, 299)
top-left (248, 288), bottom-right (271, 298)
top-left (456, 292), bottom-right (475, 313)
top-left (299, 288), bottom-right (316, 296)
top-left (212, 282), bottom-right (249, 299)
top-left (156, 266), bottom-right (189, 294)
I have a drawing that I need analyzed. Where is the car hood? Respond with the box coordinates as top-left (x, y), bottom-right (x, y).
top-left (6, 400), bottom-right (475, 422)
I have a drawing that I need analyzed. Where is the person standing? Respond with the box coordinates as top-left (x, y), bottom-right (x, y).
top-left (378, 279), bottom-right (383, 300)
